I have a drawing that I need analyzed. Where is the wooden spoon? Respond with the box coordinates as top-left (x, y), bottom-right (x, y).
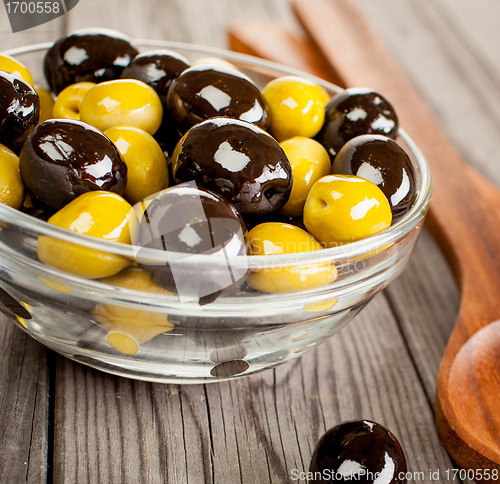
top-left (228, 0), bottom-right (500, 479)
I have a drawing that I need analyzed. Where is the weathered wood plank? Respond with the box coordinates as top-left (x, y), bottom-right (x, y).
top-left (0, 315), bottom-right (51, 484)
top-left (354, 0), bottom-right (500, 188)
top-left (52, 294), bottom-right (458, 483)
top-left (385, 230), bottom-right (459, 403)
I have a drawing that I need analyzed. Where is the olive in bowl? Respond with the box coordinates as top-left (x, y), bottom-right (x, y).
top-left (44, 28), bottom-right (139, 94)
top-left (121, 49), bottom-right (191, 106)
top-left (37, 191), bottom-right (133, 279)
top-left (317, 88), bottom-right (399, 160)
top-left (80, 79), bottom-right (163, 135)
top-left (0, 143), bottom-right (24, 209)
top-left (166, 64), bottom-right (269, 133)
top-left (171, 117), bottom-right (293, 218)
top-left (131, 183), bottom-right (248, 304)
top-left (19, 119), bottom-right (127, 210)
top-left (0, 71), bottom-right (39, 153)
top-left (332, 135), bottom-right (417, 222)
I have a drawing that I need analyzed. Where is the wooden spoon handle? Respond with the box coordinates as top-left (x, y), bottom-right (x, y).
top-left (228, 0), bottom-right (500, 474)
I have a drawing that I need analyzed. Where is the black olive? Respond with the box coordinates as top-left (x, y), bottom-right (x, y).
top-left (134, 184), bottom-right (248, 303)
top-left (332, 135), bottom-right (416, 222)
top-left (166, 64), bottom-right (269, 133)
top-left (309, 420), bottom-right (407, 483)
top-left (317, 88), bottom-right (399, 160)
top-left (121, 49), bottom-right (190, 106)
top-left (44, 28), bottom-right (139, 94)
top-left (0, 71), bottom-right (39, 153)
top-left (19, 119), bottom-right (127, 210)
top-left (171, 117), bottom-right (292, 218)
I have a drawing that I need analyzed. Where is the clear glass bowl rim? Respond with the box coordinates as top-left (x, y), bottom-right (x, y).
top-left (2, 40), bottom-right (433, 271)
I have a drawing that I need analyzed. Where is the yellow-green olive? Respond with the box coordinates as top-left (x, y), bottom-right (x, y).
top-left (37, 191), bottom-right (133, 279)
top-left (246, 222), bottom-right (337, 293)
top-left (0, 143), bottom-right (24, 209)
top-left (304, 174), bottom-right (392, 247)
top-left (34, 84), bottom-right (55, 123)
top-left (261, 75), bottom-right (326, 142)
top-left (80, 79), bottom-right (163, 134)
top-left (279, 136), bottom-right (331, 219)
top-left (52, 81), bottom-right (96, 120)
top-left (104, 126), bottom-right (168, 205)
top-left (93, 266), bottom-right (174, 355)
top-left (0, 53), bottom-right (34, 85)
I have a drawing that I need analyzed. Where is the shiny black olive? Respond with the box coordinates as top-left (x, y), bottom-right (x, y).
top-left (44, 28), bottom-right (139, 94)
top-left (166, 64), bottom-right (269, 133)
top-left (171, 117), bottom-right (293, 218)
top-left (121, 49), bottom-right (190, 106)
top-left (309, 420), bottom-right (407, 483)
top-left (19, 119), bottom-right (127, 210)
top-left (133, 184), bottom-right (247, 304)
top-left (0, 71), bottom-right (39, 153)
top-left (332, 135), bottom-right (416, 222)
top-left (317, 88), bottom-right (399, 160)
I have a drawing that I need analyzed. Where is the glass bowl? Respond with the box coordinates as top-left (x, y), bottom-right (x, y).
top-left (0, 40), bottom-right (432, 383)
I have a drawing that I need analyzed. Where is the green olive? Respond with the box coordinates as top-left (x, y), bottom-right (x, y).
top-left (0, 143), bottom-right (24, 209)
top-left (278, 137), bottom-right (331, 219)
top-left (52, 81), bottom-right (96, 120)
top-left (261, 76), bottom-right (326, 142)
top-left (0, 52), bottom-right (34, 85)
top-left (34, 85), bottom-right (55, 123)
top-left (246, 222), bottom-right (337, 293)
top-left (93, 266), bottom-right (174, 355)
top-left (37, 191), bottom-right (133, 279)
top-left (80, 79), bottom-right (163, 134)
top-left (104, 126), bottom-right (168, 205)
top-left (303, 174), bottom-right (392, 247)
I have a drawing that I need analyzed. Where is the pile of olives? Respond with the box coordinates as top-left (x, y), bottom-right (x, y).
top-left (0, 28), bottom-right (418, 304)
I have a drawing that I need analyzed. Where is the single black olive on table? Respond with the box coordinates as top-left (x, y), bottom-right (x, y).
top-left (44, 28), bottom-right (139, 94)
top-left (166, 64), bottom-right (269, 133)
top-left (332, 134), bottom-right (416, 222)
top-left (309, 420), bottom-right (407, 483)
top-left (19, 119), bottom-right (127, 211)
top-left (317, 88), bottom-right (399, 160)
top-left (171, 117), bottom-right (293, 218)
top-left (133, 184), bottom-right (248, 305)
top-left (0, 71), bottom-right (39, 153)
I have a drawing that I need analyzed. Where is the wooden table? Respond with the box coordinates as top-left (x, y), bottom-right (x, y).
top-left (0, 1), bottom-right (497, 482)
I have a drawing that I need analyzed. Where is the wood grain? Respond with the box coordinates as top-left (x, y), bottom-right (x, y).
top-left (0, 316), bottom-right (51, 484)
top-left (6, 0), bottom-right (500, 482)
